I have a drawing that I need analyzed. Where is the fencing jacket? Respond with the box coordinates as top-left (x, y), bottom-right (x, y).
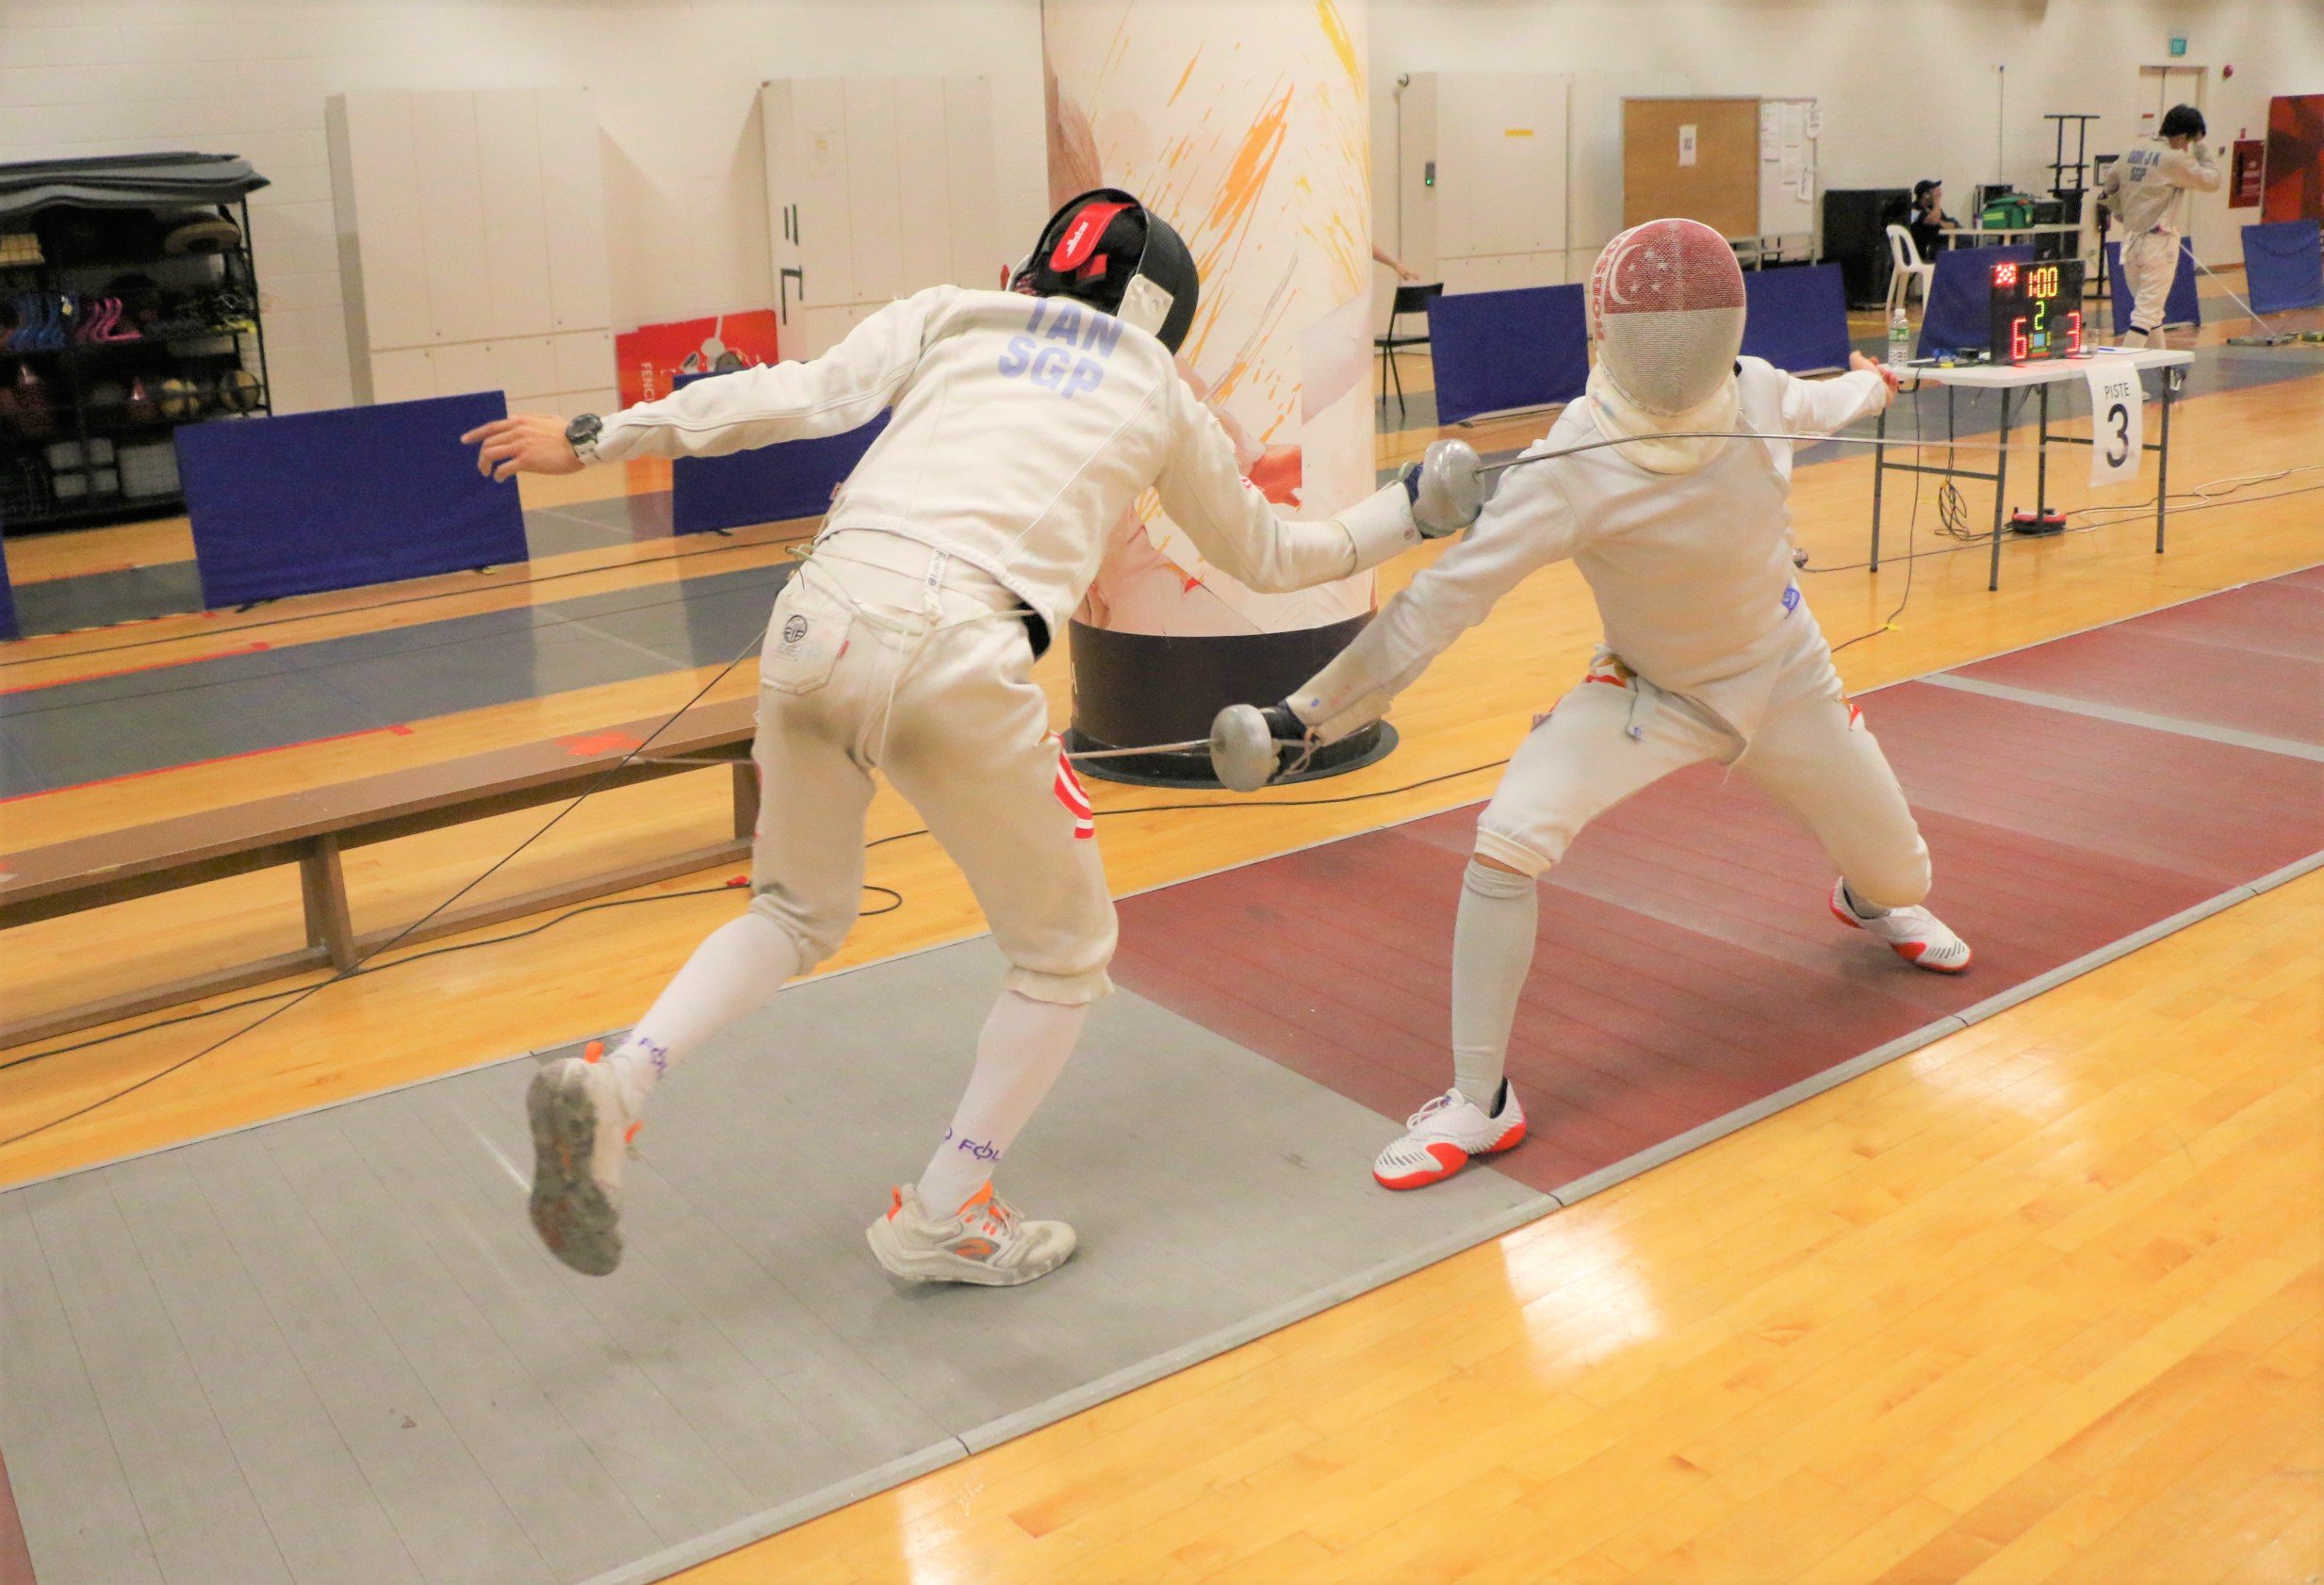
top-left (2102, 138), bottom-right (2222, 237)
top-left (1295, 358), bottom-right (1890, 741)
top-left (593, 286), bottom-right (1417, 635)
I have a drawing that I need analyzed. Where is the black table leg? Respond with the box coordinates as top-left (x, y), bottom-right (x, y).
top-left (2036, 382), bottom-right (2050, 516)
top-left (2156, 368), bottom-right (2175, 554)
top-left (1870, 402), bottom-right (1887, 571)
top-left (1988, 388), bottom-right (2014, 592)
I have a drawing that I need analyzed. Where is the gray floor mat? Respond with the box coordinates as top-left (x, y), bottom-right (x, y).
top-left (8, 561), bottom-right (206, 635)
top-left (0, 939), bottom-right (1548, 1585)
top-left (0, 563), bottom-right (789, 798)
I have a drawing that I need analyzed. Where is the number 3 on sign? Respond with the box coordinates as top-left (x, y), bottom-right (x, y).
top-left (2084, 366), bottom-right (2144, 488)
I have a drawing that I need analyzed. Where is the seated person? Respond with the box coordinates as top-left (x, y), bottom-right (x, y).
top-left (1908, 179), bottom-right (1956, 257)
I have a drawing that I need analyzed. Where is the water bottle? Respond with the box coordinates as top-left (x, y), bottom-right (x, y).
top-left (1888, 305), bottom-right (1912, 368)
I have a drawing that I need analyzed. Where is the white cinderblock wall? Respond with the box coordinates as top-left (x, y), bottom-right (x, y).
top-left (0, 0), bottom-right (1049, 415)
top-left (2, 0), bottom-right (2318, 415)
top-left (1374, 0), bottom-right (2324, 270)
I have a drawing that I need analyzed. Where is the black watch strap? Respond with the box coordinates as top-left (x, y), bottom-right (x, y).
top-left (565, 413), bottom-right (604, 462)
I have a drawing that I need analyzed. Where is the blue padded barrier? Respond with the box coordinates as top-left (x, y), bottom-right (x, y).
top-left (1739, 262), bottom-right (1854, 374)
top-left (667, 369), bottom-right (888, 535)
top-left (179, 390), bottom-right (529, 609)
top-left (1425, 283), bottom-right (1588, 425)
top-left (1915, 244), bottom-right (2035, 357)
top-left (2240, 219), bottom-right (2324, 316)
top-left (2105, 239), bottom-right (2202, 334)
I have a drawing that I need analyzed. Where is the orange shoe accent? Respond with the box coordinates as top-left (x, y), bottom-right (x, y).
top-left (957, 1181), bottom-right (995, 1217)
top-left (1893, 940), bottom-right (1972, 973)
top-left (583, 1040), bottom-right (605, 1063)
top-left (622, 1121), bottom-right (641, 1145)
top-left (953, 1238), bottom-right (998, 1261)
top-left (1484, 1119), bottom-right (1528, 1153)
top-left (887, 1186), bottom-right (905, 1220)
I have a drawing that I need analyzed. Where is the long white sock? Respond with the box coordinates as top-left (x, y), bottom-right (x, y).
top-left (1450, 858), bottom-right (1538, 1109)
top-left (607, 911), bottom-right (801, 1118)
top-left (916, 990), bottom-right (1088, 1216)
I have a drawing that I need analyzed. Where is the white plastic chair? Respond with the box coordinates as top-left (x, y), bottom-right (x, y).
top-left (1885, 224), bottom-right (1935, 315)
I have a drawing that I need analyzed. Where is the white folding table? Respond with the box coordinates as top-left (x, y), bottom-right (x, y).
top-left (1868, 349), bottom-right (2195, 590)
top-left (1941, 221), bottom-right (2086, 249)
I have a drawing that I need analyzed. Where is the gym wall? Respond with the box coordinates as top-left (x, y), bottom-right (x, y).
top-left (3, 0), bottom-right (2316, 417)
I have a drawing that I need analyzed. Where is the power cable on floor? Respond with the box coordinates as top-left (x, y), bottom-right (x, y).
top-left (0, 756), bottom-right (1515, 1138)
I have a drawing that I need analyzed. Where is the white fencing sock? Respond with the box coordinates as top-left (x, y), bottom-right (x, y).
top-left (607, 910), bottom-right (802, 1118)
top-left (916, 990), bottom-right (1088, 1217)
top-left (1450, 858), bottom-right (1538, 1109)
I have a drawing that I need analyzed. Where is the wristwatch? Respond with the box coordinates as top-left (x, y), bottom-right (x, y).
top-left (565, 412), bottom-right (603, 464)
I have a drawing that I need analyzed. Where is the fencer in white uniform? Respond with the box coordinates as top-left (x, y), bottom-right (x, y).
top-left (1260, 218), bottom-right (1974, 1191)
top-left (466, 190), bottom-right (1453, 1283)
top-left (2103, 105), bottom-right (2221, 350)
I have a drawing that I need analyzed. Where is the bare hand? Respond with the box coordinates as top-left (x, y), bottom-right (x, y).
top-left (1398, 264), bottom-right (1422, 283)
top-left (461, 414), bottom-right (584, 481)
top-left (1850, 351), bottom-right (1904, 399)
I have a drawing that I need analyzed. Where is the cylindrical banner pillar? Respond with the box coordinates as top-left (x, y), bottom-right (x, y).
top-left (1043, 0), bottom-right (1392, 785)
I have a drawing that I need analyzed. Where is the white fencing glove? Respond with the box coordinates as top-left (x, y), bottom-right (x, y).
top-left (1208, 701), bottom-right (1318, 792)
top-left (1400, 438), bottom-right (1487, 538)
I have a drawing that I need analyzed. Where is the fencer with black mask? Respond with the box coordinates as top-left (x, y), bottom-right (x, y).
top-left (465, 190), bottom-right (1465, 1285)
top-left (2103, 105), bottom-right (2220, 349)
top-left (1255, 218), bottom-right (1974, 1191)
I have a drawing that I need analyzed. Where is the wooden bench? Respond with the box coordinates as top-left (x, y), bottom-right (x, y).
top-left (0, 698), bottom-right (760, 1047)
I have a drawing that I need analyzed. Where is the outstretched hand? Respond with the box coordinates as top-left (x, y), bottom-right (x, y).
top-left (1850, 351), bottom-right (1904, 400)
top-left (462, 414), bottom-right (585, 481)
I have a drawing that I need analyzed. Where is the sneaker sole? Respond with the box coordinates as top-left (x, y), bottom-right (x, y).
top-left (527, 1060), bottom-right (622, 1277)
top-left (1374, 1121), bottom-right (1528, 1191)
top-left (1829, 896), bottom-right (1972, 975)
top-left (863, 1217), bottom-right (1075, 1287)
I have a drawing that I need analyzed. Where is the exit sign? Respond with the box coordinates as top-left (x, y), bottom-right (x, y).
top-left (2169, 35), bottom-right (2187, 56)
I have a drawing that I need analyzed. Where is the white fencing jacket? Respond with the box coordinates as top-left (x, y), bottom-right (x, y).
top-left (2102, 137), bottom-right (2222, 237)
top-left (593, 286), bottom-right (1418, 634)
top-left (1294, 358), bottom-right (1890, 741)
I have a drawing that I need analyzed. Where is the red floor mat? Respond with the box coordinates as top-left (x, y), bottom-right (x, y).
top-left (1955, 575), bottom-right (2324, 744)
top-left (1111, 577), bottom-right (2324, 1196)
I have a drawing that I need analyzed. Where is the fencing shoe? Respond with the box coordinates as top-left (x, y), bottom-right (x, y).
top-left (1373, 1084), bottom-right (1528, 1190)
top-left (867, 1182), bottom-right (1076, 1287)
top-left (527, 1041), bottom-right (637, 1277)
top-left (1829, 879), bottom-right (1973, 973)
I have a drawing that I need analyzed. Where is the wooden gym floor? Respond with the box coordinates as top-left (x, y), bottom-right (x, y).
top-left (2, 288), bottom-right (2320, 1581)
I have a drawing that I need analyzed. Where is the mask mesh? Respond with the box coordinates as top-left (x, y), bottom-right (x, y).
top-left (1587, 219), bottom-right (1747, 414)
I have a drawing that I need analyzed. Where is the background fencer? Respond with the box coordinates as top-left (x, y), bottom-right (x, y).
top-left (464, 190), bottom-right (1465, 1286)
top-left (2103, 105), bottom-right (2221, 350)
top-left (1248, 217), bottom-right (1974, 1192)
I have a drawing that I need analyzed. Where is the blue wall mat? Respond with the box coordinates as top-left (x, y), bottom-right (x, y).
top-left (667, 368), bottom-right (888, 535)
top-left (1427, 283), bottom-right (1589, 425)
top-left (180, 390), bottom-right (529, 609)
top-left (2241, 219), bottom-right (2324, 315)
top-left (1740, 262), bottom-right (1853, 373)
top-left (1916, 244), bottom-right (2035, 356)
top-left (2105, 239), bottom-right (2202, 334)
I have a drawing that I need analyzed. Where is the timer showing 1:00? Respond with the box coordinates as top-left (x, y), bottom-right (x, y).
top-left (1988, 257), bottom-right (2087, 364)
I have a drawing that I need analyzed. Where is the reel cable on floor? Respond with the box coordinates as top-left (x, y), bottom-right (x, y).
top-left (15, 417), bottom-right (2317, 1142)
top-left (0, 743), bottom-right (1520, 1138)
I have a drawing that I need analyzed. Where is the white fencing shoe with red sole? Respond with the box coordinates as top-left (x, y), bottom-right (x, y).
top-left (1373, 1085), bottom-right (1528, 1190)
top-left (1829, 879), bottom-right (1973, 973)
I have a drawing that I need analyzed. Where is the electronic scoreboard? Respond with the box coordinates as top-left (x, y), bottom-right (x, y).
top-left (1988, 257), bottom-right (2087, 364)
